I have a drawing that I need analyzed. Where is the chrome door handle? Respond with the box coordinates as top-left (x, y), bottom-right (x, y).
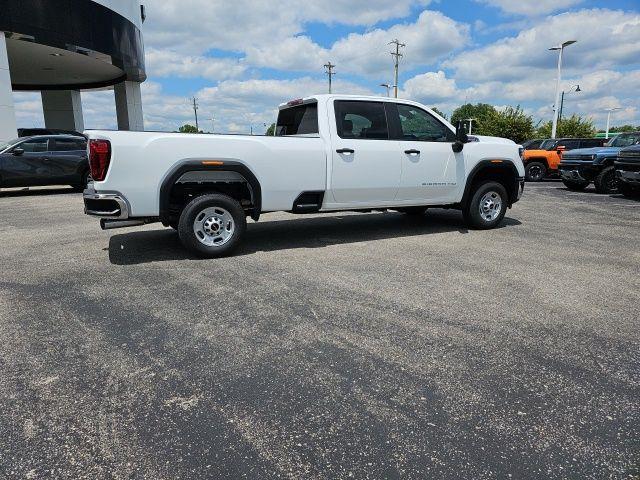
top-left (336, 148), bottom-right (355, 154)
top-left (404, 149), bottom-right (420, 155)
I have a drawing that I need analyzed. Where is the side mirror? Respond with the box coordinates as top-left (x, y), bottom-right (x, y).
top-left (452, 121), bottom-right (468, 153)
top-left (12, 147), bottom-right (24, 156)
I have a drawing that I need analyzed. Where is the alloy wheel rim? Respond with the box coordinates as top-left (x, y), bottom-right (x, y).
top-left (193, 207), bottom-right (235, 247)
top-left (479, 191), bottom-right (503, 222)
top-left (529, 165), bottom-right (543, 180)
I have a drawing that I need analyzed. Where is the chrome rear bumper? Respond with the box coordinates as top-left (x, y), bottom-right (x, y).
top-left (83, 189), bottom-right (130, 219)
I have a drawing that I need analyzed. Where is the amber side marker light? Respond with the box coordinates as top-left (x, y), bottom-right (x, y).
top-left (491, 160), bottom-right (503, 163)
top-left (201, 160), bottom-right (224, 166)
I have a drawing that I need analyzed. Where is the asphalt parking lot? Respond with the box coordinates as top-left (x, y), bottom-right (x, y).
top-left (0, 181), bottom-right (638, 479)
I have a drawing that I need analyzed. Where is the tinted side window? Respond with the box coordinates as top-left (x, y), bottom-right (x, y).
top-left (276, 103), bottom-right (318, 136)
top-left (560, 140), bottom-right (580, 150)
top-left (19, 138), bottom-right (49, 152)
top-left (581, 139), bottom-right (603, 148)
top-left (335, 101), bottom-right (389, 140)
top-left (396, 104), bottom-right (455, 142)
top-left (53, 138), bottom-right (85, 151)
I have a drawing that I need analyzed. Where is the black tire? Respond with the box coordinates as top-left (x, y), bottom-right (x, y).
top-left (177, 194), bottom-right (247, 257)
top-left (562, 179), bottom-right (589, 191)
top-left (463, 181), bottom-right (508, 230)
top-left (525, 162), bottom-right (546, 182)
top-left (594, 166), bottom-right (618, 194)
top-left (619, 181), bottom-right (640, 199)
top-left (71, 170), bottom-right (91, 192)
top-left (398, 206), bottom-right (428, 215)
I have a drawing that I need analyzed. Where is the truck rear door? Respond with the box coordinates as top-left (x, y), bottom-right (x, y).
top-left (329, 100), bottom-right (400, 204)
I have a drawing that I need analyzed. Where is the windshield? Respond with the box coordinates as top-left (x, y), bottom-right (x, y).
top-left (609, 133), bottom-right (640, 148)
top-left (540, 139), bottom-right (557, 150)
top-left (0, 137), bottom-right (22, 152)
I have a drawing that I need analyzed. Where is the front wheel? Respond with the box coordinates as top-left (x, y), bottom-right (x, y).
top-left (619, 181), bottom-right (640, 199)
top-left (177, 194), bottom-right (247, 257)
top-left (594, 166), bottom-right (618, 194)
top-left (463, 181), bottom-right (508, 230)
top-left (525, 162), bottom-right (546, 182)
top-left (562, 179), bottom-right (589, 191)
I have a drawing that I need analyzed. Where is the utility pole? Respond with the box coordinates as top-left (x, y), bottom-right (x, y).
top-left (209, 117), bottom-right (214, 133)
top-left (191, 97), bottom-right (199, 131)
top-left (389, 39), bottom-right (405, 98)
top-left (324, 62), bottom-right (335, 94)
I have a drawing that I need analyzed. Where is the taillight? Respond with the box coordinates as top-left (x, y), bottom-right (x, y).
top-left (88, 139), bottom-right (111, 182)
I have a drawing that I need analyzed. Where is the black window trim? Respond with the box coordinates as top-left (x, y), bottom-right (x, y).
top-left (388, 102), bottom-right (456, 143)
top-left (333, 100), bottom-right (391, 141)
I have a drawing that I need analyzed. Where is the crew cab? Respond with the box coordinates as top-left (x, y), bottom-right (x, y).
top-left (83, 95), bottom-right (525, 257)
top-left (615, 145), bottom-right (640, 198)
top-left (523, 137), bottom-right (606, 182)
top-left (558, 132), bottom-right (640, 193)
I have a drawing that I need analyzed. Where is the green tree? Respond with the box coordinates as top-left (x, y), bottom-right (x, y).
top-left (431, 107), bottom-right (447, 120)
top-left (605, 125), bottom-right (640, 133)
top-left (178, 124), bottom-right (200, 133)
top-left (487, 106), bottom-right (535, 144)
top-left (265, 123), bottom-right (276, 136)
top-left (451, 103), bottom-right (497, 135)
top-left (537, 114), bottom-right (595, 138)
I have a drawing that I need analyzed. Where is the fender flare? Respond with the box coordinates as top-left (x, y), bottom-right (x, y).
top-left (462, 159), bottom-right (521, 206)
top-left (159, 159), bottom-right (262, 223)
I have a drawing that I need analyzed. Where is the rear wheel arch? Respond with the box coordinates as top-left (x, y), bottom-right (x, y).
top-left (462, 160), bottom-right (520, 207)
top-left (159, 159), bottom-right (262, 225)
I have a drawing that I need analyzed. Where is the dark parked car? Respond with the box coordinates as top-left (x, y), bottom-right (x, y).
top-left (615, 144), bottom-right (640, 198)
top-left (521, 138), bottom-right (546, 150)
top-left (0, 135), bottom-right (90, 191)
top-left (17, 128), bottom-right (84, 138)
top-left (558, 132), bottom-right (640, 193)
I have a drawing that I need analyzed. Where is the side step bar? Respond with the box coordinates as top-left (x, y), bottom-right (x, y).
top-left (101, 219), bottom-right (150, 230)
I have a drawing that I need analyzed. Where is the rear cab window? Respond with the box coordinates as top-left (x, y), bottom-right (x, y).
top-left (276, 101), bottom-right (319, 136)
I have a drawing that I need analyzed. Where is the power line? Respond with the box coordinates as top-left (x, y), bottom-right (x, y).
top-left (323, 62), bottom-right (336, 94)
top-left (389, 39), bottom-right (405, 98)
top-left (191, 97), bottom-right (199, 131)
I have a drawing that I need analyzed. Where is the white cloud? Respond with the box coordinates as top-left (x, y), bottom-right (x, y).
top-left (444, 9), bottom-right (640, 82)
top-left (145, 49), bottom-right (246, 80)
top-left (476, 0), bottom-right (585, 16)
top-left (245, 11), bottom-right (470, 77)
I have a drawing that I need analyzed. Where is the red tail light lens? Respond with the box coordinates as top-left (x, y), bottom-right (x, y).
top-left (88, 139), bottom-right (111, 182)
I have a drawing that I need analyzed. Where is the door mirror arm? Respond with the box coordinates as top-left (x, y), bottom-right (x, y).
top-left (452, 121), bottom-right (468, 153)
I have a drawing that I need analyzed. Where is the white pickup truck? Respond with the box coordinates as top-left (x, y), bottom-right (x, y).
top-left (83, 94), bottom-right (525, 257)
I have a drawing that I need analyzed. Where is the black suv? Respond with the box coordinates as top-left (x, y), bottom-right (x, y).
top-left (0, 135), bottom-right (90, 191)
top-left (558, 132), bottom-right (640, 193)
top-left (615, 144), bottom-right (640, 198)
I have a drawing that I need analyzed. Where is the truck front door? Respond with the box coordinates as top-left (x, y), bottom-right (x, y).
top-left (330, 100), bottom-right (400, 204)
top-left (390, 103), bottom-right (459, 203)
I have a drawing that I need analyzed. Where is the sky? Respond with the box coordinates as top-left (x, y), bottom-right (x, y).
top-left (12, 0), bottom-right (640, 134)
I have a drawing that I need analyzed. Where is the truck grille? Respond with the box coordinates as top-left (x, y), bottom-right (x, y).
top-left (562, 154), bottom-right (593, 162)
top-left (618, 151), bottom-right (640, 160)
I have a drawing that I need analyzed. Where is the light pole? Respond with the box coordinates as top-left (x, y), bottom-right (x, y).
top-left (380, 83), bottom-right (395, 97)
top-left (549, 40), bottom-right (577, 139)
top-left (558, 84), bottom-right (581, 126)
top-left (464, 118), bottom-right (476, 135)
top-left (605, 107), bottom-right (622, 139)
top-left (209, 117), bottom-right (214, 133)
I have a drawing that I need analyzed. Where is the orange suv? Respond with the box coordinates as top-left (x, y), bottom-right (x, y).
top-left (523, 138), bottom-right (607, 181)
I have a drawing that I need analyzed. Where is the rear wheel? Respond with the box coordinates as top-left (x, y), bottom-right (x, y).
top-left (463, 181), bottom-right (508, 230)
top-left (71, 170), bottom-right (91, 192)
top-left (594, 166), bottom-right (618, 194)
top-left (177, 194), bottom-right (247, 257)
top-left (562, 179), bottom-right (589, 191)
top-left (525, 162), bottom-right (546, 182)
